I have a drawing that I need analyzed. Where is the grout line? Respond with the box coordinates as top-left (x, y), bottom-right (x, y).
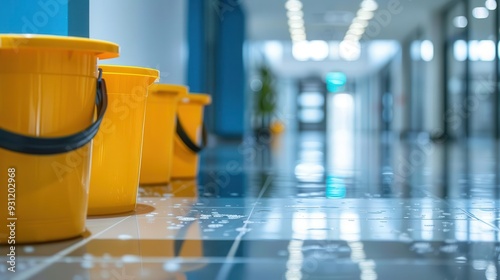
top-left (13, 216), bottom-right (131, 280)
top-left (215, 175), bottom-right (273, 280)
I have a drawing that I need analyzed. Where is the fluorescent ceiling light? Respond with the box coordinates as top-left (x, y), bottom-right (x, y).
top-left (288, 18), bottom-right (304, 25)
top-left (288, 14), bottom-right (303, 21)
top-left (309, 40), bottom-right (329, 61)
top-left (472, 7), bottom-right (489, 18)
top-left (361, 0), bottom-right (378, 12)
top-left (292, 34), bottom-right (307, 41)
top-left (453, 40), bottom-right (467, 61)
top-left (344, 34), bottom-right (361, 41)
top-left (485, 0), bottom-right (497, 10)
top-left (347, 28), bottom-right (364, 36)
top-left (292, 41), bottom-right (310, 61)
top-left (287, 10), bottom-right (304, 18)
top-left (357, 10), bottom-right (374, 20)
top-left (285, 0), bottom-right (303, 11)
top-left (350, 22), bottom-right (367, 30)
top-left (289, 22), bottom-right (305, 29)
top-left (420, 40), bottom-right (434, 62)
top-left (290, 29), bottom-right (306, 35)
top-left (353, 18), bottom-right (369, 27)
top-left (453, 16), bottom-right (468, 28)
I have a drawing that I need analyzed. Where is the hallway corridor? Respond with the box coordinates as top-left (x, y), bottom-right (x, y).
top-left (9, 131), bottom-right (500, 280)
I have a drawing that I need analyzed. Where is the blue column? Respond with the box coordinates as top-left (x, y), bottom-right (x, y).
top-left (214, 1), bottom-right (245, 137)
top-left (0, 0), bottom-right (89, 37)
top-left (187, 0), bottom-right (206, 93)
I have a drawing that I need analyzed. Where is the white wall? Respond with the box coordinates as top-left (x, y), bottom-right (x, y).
top-left (89, 0), bottom-right (187, 84)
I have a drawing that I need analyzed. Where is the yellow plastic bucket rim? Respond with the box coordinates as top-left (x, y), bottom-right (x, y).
top-left (99, 65), bottom-right (160, 80)
top-left (149, 84), bottom-right (188, 96)
top-left (0, 34), bottom-right (119, 59)
top-left (180, 93), bottom-right (212, 105)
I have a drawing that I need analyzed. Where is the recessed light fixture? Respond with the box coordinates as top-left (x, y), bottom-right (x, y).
top-left (453, 16), bottom-right (468, 28)
top-left (357, 10), bottom-right (374, 20)
top-left (285, 0), bottom-right (307, 43)
top-left (285, 0), bottom-right (302, 12)
top-left (339, 0), bottom-right (379, 61)
top-left (472, 7), bottom-right (489, 19)
top-left (361, 0), bottom-right (378, 12)
top-left (485, 0), bottom-right (497, 10)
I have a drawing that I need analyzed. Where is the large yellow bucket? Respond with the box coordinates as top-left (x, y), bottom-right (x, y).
top-left (171, 94), bottom-right (212, 179)
top-left (88, 65), bottom-right (159, 216)
top-left (0, 34), bottom-right (119, 243)
top-left (139, 84), bottom-right (187, 185)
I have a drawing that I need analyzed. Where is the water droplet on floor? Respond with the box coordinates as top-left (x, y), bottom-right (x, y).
top-left (176, 216), bottom-right (197, 222)
top-left (411, 242), bottom-right (433, 254)
top-left (23, 246), bottom-right (35, 253)
top-left (208, 224), bottom-right (223, 228)
top-left (122, 255), bottom-right (141, 263)
top-left (163, 260), bottom-right (180, 272)
top-left (168, 225), bottom-right (183, 230)
top-left (236, 227), bottom-right (252, 233)
top-left (118, 234), bottom-right (133, 240)
top-left (227, 214), bottom-right (245, 219)
top-left (440, 244), bottom-right (458, 253)
top-left (472, 260), bottom-right (488, 270)
top-left (81, 260), bottom-right (94, 269)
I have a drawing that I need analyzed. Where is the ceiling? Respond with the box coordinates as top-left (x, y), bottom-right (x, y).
top-left (242, 0), bottom-right (456, 42)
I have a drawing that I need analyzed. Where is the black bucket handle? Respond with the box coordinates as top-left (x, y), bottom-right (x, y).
top-left (0, 68), bottom-right (108, 155)
top-left (176, 117), bottom-right (206, 153)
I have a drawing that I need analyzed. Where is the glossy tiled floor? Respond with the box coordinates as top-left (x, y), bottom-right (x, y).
top-left (2, 131), bottom-right (500, 280)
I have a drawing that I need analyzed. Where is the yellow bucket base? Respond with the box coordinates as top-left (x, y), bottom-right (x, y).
top-left (88, 65), bottom-right (159, 216)
top-left (140, 84), bottom-right (187, 185)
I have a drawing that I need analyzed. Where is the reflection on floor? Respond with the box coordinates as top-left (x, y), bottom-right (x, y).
top-left (2, 130), bottom-right (500, 280)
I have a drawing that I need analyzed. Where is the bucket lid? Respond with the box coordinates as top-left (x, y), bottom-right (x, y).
top-left (0, 34), bottom-right (119, 59)
top-left (149, 84), bottom-right (188, 96)
top-left (99, 65), bottom-right (160, 80)
top-left (180, 93), bottom-right (212, 105)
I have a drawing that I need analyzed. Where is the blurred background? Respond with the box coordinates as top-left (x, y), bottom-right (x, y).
top-left (1, 0), bottom-right (500, 198)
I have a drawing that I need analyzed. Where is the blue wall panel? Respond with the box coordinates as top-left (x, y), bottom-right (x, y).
top-left (214, 1), bottom-right (245, 137)
top-left (187, 0), bottom-right (206, 93)
top-left (0, 0), bottom-right (88, 37)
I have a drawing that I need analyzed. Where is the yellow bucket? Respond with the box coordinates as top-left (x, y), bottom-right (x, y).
top-left (139, 84), bottom-right (187, 185)
top-left (88, 65), bottom-right (159, 216)
top-left (138, 179), bottom-right (198, 198)
top-left (171, 94), bottom-right (212, 179)
top-left (0, 34), bottom-right (119, 243)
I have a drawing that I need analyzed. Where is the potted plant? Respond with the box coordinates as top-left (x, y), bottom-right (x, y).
top-left (253, 65), bottom-right (277, 139)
